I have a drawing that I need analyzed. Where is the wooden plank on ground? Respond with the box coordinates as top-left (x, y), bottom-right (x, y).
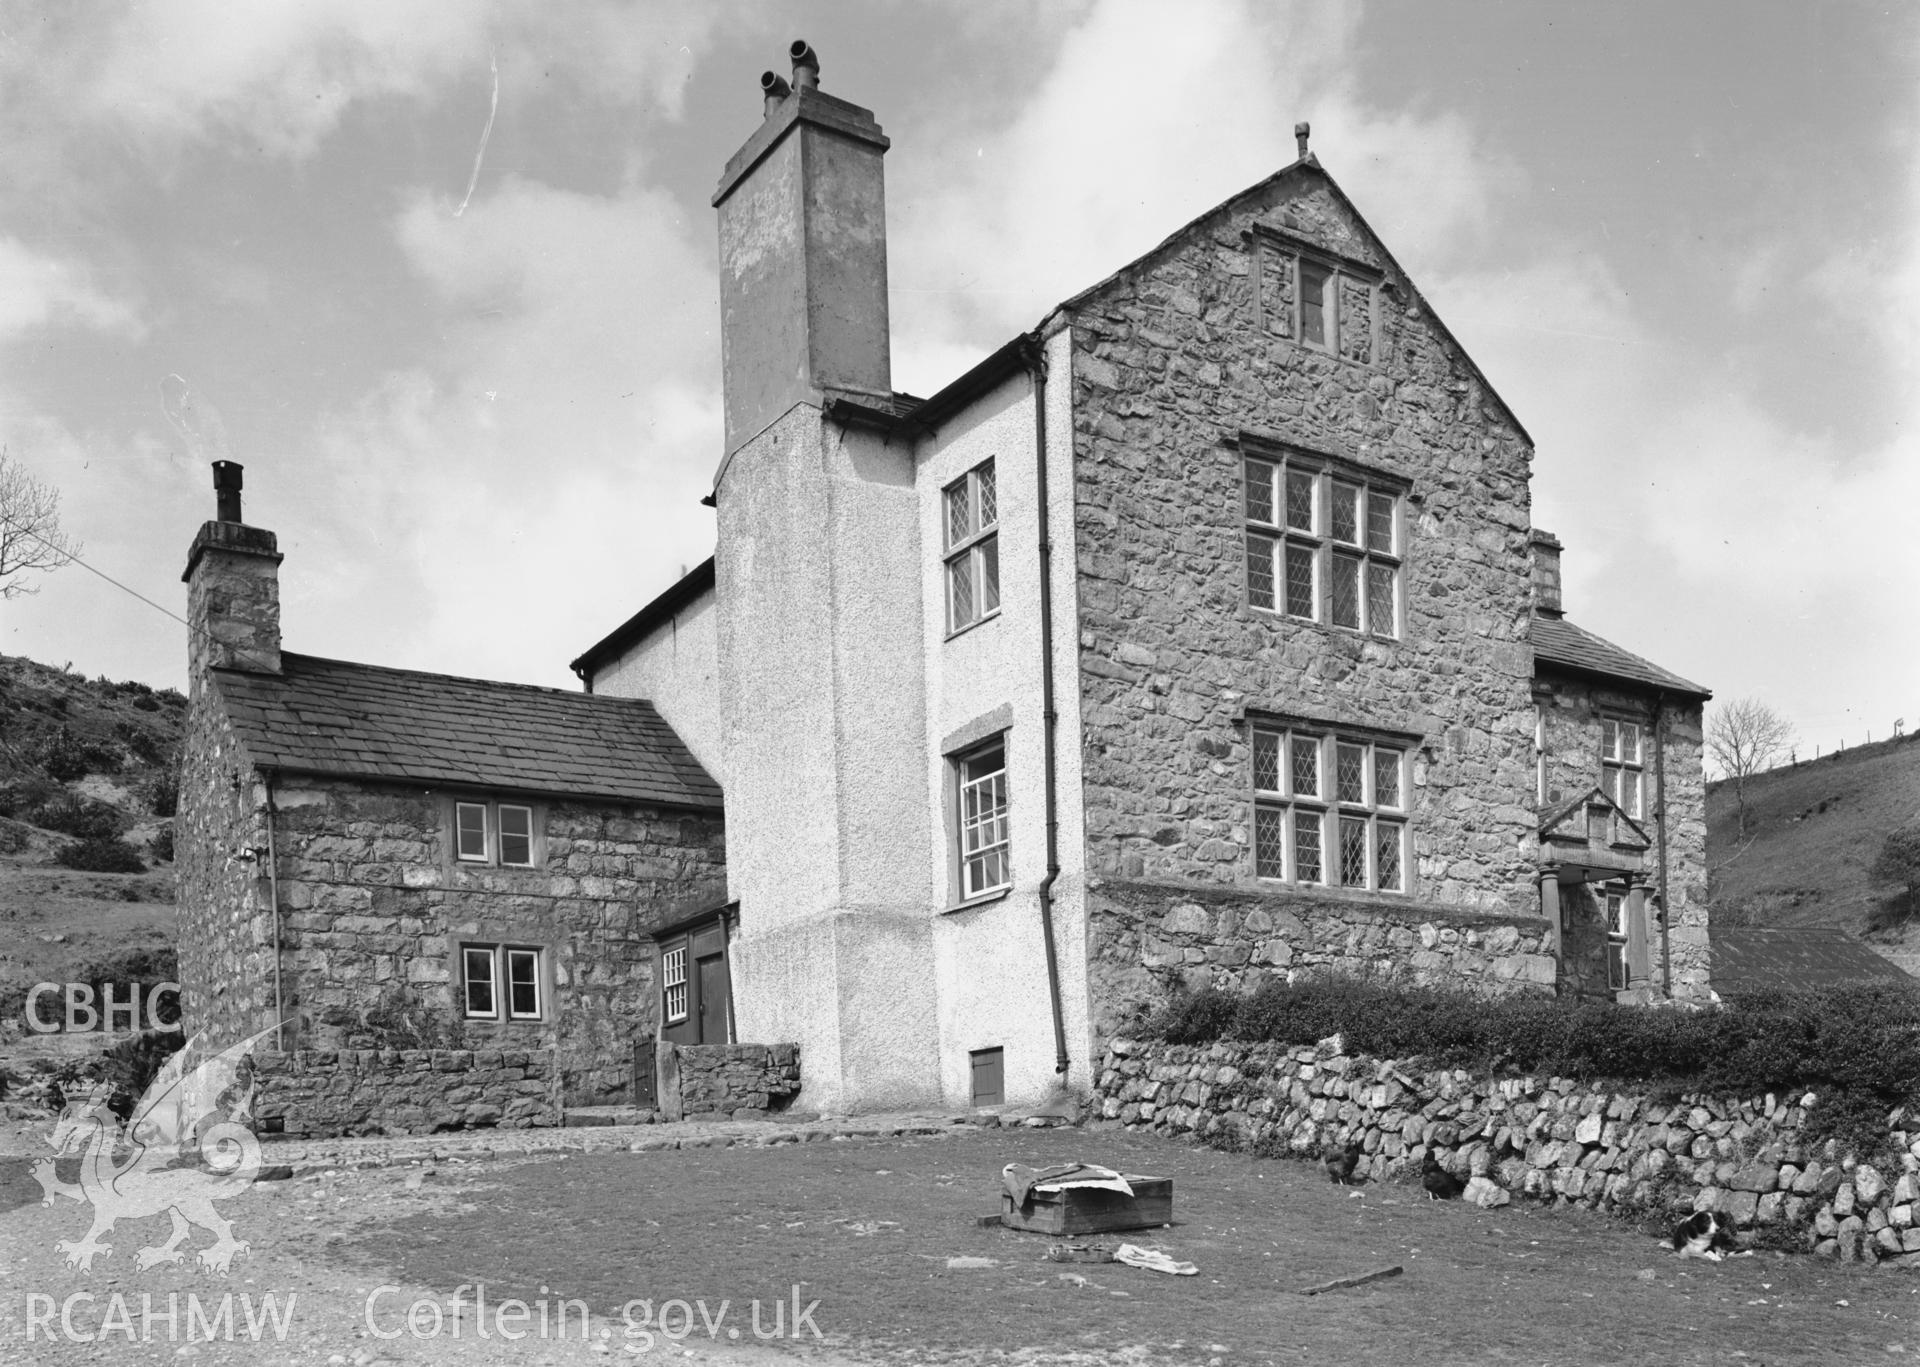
top-left (1298, 1265), bottom-right (1404, 1296)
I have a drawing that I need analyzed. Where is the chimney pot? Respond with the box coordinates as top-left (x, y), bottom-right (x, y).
top-left (1294, 121), bottom-right (1311, 161)
top-left (760, 70), bottom-right (791, 117)
top-left (212, 460), bottom-right (244, 523)
top-left (789, 39), bottom-right (820, 90)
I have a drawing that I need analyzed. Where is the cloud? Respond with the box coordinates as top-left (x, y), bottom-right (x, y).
top-left (0, 237), bottom-right (142, 340)
top-left (884, 0), bottom-right (1506, 392)
top-left (13, 1), bottom-right (714, 159)
top-left (279, 175), bottom-right (720, 683)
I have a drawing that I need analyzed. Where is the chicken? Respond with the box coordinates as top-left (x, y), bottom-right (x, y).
top-left (1322, 1142), bottom-right (1363, 1186)
top-left (1421, 1154), bottom-right (1465, 1201)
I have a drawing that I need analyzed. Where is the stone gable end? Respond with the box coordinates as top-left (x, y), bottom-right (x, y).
top-left (1063, 165), bottom-right (1542, 1020)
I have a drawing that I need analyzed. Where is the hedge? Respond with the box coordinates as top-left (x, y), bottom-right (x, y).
top-left (1144, 977), bottom-right (1920, 1158)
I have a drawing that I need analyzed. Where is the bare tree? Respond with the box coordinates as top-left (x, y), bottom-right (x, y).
top-left (0, 450), bottom-right (81, 598)
top-left (1706, 696), bottom-right (1795, 838)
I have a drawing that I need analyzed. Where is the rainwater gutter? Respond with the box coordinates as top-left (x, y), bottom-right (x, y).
top-left (1026, 336), bottom-right (1070, 1078)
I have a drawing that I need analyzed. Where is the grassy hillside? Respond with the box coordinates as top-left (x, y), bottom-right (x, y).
top-left (1707, 730), bottom-right (1920, 951)
top-left (0, 655), bottom-right (182, 1043)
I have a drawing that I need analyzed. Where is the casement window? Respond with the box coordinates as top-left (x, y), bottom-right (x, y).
top-left (453, 801), bottom-right (538, 867)
top-left (1252, 724), bottom-right (1407, 893)
top-left (1256, 236), bottom-right (1380, 364)
top-left (661, 945), bottom-right (688, 1024)
top-left (1245, 453), bottom-right (1402, 638)
top-left (944, 458), bottom-right (1000, 634)
top-left (461, 943), bottom-right (543, 1021)
top-left (956, 738), bottom-right (1010, 899)
top-left (1600, 720), bottom-right (1644, 819)
top-left (1604, 887), bottom-right (1629, 992)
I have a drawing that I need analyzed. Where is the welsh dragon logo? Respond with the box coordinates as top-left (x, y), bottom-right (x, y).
top-left (33, 1025), bottom-right (279, 1275)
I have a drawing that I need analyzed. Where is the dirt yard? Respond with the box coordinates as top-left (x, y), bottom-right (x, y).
top-left (4, 1122), bottom-right (1919, 1364)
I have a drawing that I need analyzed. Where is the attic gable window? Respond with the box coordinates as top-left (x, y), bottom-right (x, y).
top-left (944, 458), bottom-right (1000, 635)
top-left (1254, 230), bottom-right (1381, 365)
top-left (1244, 449), bottom-right (1402, 639)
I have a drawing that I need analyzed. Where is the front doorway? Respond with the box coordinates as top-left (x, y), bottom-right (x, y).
top-left (655, 906), bottom-right (734, 1047)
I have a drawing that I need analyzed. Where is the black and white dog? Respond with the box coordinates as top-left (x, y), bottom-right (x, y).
top-left (1669, 1210), bottom-right (1739, 1260)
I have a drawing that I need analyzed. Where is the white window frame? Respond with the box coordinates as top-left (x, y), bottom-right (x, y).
top-left (944, 459), bottom-right (1000, 635)
top-left (1245, 453), bottom-right (1402, 639)
top-left (451, 800), bottom-right (540, 868)
top-left (1252, 724), bottom-right (1408, 893)
top-left (462, 945), bottom-right (497, 1017)
top-left (1600, 719), bottom-right (1644, 819)
top-left (498, 804), bottom-right (534, 867)
top-left (956, 738), bottom-right (1011, 900)
top-left (1535, 705), bottom-right (1548, 805)
top-left (455, 802), bottom-right (490, 863)
top-left (461, 943), bottom-right (544, 1022)
top-left (504, 946), bottom-right (542, 1020)
top-left (661, 945), bottom-right (688, 1024)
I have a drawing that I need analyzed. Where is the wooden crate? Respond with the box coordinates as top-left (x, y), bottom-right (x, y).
top-left (1000, 1176), bottom-right (1173, 1235)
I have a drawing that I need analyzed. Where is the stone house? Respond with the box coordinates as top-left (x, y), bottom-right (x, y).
top-left (176, 470), bottom-right (725, 1108)
top-left (179, 44), bottom-right (1714, 1122)
top-left (567, 45), bottom-right (1713, 1117)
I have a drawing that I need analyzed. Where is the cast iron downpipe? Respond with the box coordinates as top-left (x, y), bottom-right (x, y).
top-left (1653, 693), bottom-right (1673, 996)
top-left (1026, 336), bottom-right (1070, 1078)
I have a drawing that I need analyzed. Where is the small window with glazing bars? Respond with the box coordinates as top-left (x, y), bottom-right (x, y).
top-left (944, 459), bottom-right (1000, 634)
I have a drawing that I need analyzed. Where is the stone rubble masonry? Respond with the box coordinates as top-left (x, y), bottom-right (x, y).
top-left (252, 1047), bottom-right (559, 1137)
top-left (1099, 1037), bottom-right (1920, 1265)
top-left (266, 775), bottom-right (726, 1107)
top-left (1085, 876), bottom-right (1556, 1042)
top-left (1535, 673), bottom-right (1710, 1002)
top-left (177, 667), bottom-right (278, 1049)
top-left (1064, 171), bottom-right (1543, 1001)
top-left (674, 1043), bottom-right (802, 1121)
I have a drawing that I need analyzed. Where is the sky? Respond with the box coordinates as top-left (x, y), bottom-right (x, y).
top-left (0, 0), bottom-right (1913, 762)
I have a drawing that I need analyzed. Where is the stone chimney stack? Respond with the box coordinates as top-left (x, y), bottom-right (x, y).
top-left (712, 39), bottom-right (892, 456)
top-left (182, 461), bottom-right (282, 685)
top-left (1529, 529), bottom-right (1564, 618)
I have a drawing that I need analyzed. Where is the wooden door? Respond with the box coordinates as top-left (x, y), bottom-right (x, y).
top-left (697, 954), bottom-right (730, 1045)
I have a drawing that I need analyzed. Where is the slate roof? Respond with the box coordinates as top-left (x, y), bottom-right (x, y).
top-left (1531, 615), bottom-right (1710, 699)
top-left (1711, 928), bottom-right (1916, 995)
top-left (212, 652), bottom-right (722, 811)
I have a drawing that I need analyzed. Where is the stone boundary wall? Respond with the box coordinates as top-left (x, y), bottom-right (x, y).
top-left (253, 1048), bottom-right (559, 1138)
top-left (672, 1043), bottom-right (800, 1121)
top-left (1096, 1037), bottom-right (1920, 1265)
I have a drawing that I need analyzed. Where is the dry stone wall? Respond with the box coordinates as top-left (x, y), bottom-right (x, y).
top-left (1099, 1037), bottom-right (1920, 1264)
top-left (252, 1047), bottom-right (558, 1137)
top-left (673, 1043), bottom-right (801, 1121)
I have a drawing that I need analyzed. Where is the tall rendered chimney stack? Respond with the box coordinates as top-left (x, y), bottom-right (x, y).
top-left (712, 40), bottom-right (892, 456)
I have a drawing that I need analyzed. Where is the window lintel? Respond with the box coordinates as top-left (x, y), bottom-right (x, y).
top-left (1234, 433), bottom-right (1412, 493)
top-left (1236, 708), bottom-right (1423, 751)
top-left (1245, 224), bottom-right (1386, 284)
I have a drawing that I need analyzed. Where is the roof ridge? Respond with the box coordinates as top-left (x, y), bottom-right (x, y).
top-left (252, 652), bottom-right (656, 706)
